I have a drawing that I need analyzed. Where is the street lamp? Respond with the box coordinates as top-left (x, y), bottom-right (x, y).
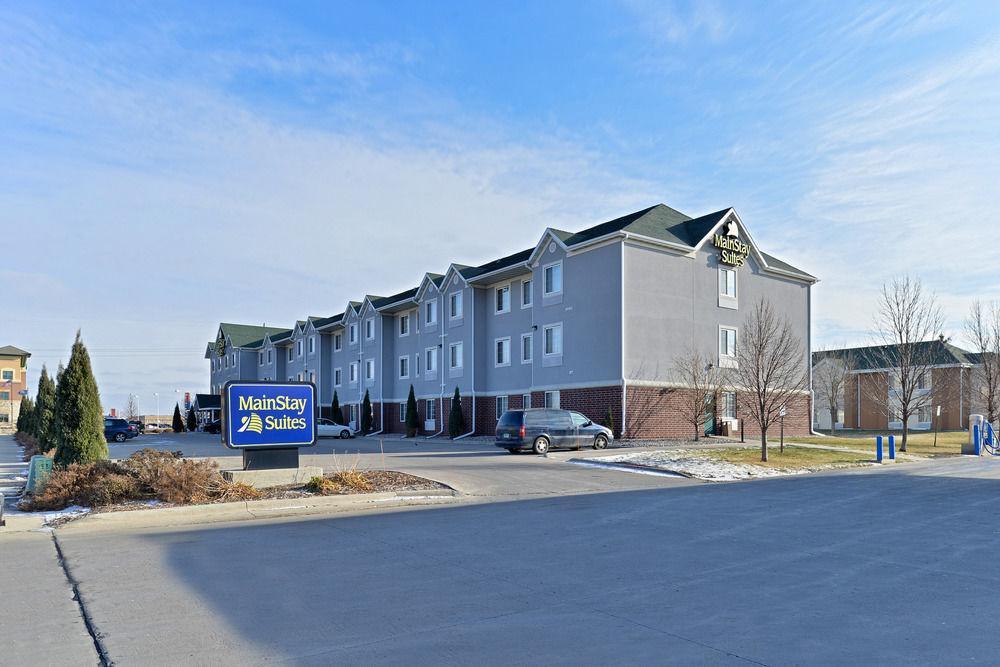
top-left (154, 392), bottom-right (159, 424)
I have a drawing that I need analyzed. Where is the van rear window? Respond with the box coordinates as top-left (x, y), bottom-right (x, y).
top-left (498, 411), bottom-right (522, 427)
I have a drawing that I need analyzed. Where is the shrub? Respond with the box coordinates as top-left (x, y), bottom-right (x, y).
top-left (602, 405), bottom-right (617, 438)
top-left (361, 390), bottom-right (372, 433)
top-left (331, 391), bottom-right (341, 425)
top-left (172, 404), bottom-right (185, 433)
top-left (448, 387), bottom-right (466, 438)
top-left (21, 460), bottom-right (140, 510)
top-left (207, 479), bottom-right (262, 502)
top-left (15, 431), bottom-right (49, 460)
top-left (305, 476), bottom-right (340, 495)
top-left (405, 385), bottom-right (419, 437)
top-left (148, 458), bottom-right (218, 504)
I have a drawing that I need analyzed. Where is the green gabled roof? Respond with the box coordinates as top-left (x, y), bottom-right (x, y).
top-left (220, 323), bottom-right (289, 349)
top-left (428, 273), bottom-right (444, 286)
top-left (562, 204), bottom-right (684, 246)
top-left (813, 340), bottom-right (973, 371)
top-left (461, 247), bottom-right (534, 280)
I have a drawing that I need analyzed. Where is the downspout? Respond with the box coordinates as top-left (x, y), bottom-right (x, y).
top-left (808, 283), bottom-right (824, 436)
top-left (369, 316), bottom-right (385, 436)
top-left (433, 291), bottom-right (447, 437)
top-left (620, 239), bottom-right (627, 439)
top-left (455, 285), bottom-right (477, 439)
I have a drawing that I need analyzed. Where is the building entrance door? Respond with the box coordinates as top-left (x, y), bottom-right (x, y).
top-left (704, 397), bottom-right (716, 436)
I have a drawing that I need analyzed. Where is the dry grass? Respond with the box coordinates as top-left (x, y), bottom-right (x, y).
top-left (788, 430), bottom-right (966, 457)
top-left (704, 445), bottom-right (874, 470)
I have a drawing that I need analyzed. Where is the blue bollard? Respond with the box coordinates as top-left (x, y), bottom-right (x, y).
top-left (889, 435), bottom-right (896, 460)
top-left (987, 424), bottom-right (995, 453)
top-left (974, 424), bottom-right (981, 456)
top-left (876, 435), bottom-right (883, 463)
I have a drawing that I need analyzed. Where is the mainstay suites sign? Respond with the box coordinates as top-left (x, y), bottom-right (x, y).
top-left (222, 381), bottom-right (317, 449)
top-left (713, 221), bottom-right (750, 268)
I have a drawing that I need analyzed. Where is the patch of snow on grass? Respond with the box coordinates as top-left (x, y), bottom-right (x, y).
top-left (591, 450), bottom-right (811, 482)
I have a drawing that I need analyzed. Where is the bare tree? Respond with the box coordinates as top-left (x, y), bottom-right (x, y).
top-left (812, 349), bottom-right (852, 434)
top-left (671, 346), bottom-right (727, 441)
top-left (966, 300), bottom-right (1000, 427)
top-left (125, 394), bottom-right (139, 421)
top-left (870, 276), bottom-right (945, 452)
top-left (731, 298), bottom-right (808, 462)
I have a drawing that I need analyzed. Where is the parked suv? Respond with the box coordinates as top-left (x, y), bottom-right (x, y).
top-left (104, 417), bottom-right (138, 443)
top-left (495, 408), bottom-right (613, 454)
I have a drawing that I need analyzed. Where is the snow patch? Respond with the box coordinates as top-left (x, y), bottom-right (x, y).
top-left (40, 505), bottom-right (91, 524)
top-left (589, 450), bottom-right (811, 482)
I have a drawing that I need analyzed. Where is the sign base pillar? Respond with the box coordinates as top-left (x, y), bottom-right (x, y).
top-left (243, 447), bottom-right (299, 471)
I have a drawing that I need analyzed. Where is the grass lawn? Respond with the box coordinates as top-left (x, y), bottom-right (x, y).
top-left (704, 445), bottom-right (875, 469)
top-left (786, 430), bottom-right (966, 457)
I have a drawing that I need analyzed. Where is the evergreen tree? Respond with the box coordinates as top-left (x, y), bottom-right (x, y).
top-left (448, 387), bottom-right (466, 438)
top-left (601, 405), bottom-right (617, 438)
top-left (16, 396), bottom-right (34, 433)
top-left (51, 362), bottom-right (66, 450)
top-left (53, 332), bottom-right (107, 466)
top-left (405, 385), bottom-right (420, 437)
top-left (172, 403), bottom-right (185, 433)
top-left (186, 406), bottom-right (198, 432)
top-left (331, 391), bottom-right (341, 424)
top-left (361, 390), bottom-right (372, 433)
top-left (33, 365), bottom-right (57, 451)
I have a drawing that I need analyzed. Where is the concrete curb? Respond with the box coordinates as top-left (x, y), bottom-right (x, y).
top-left (2, 488), bottom-right (461, 534)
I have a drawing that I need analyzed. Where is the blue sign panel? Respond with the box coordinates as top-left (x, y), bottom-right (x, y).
top-left (222, 381), bottom-right (316, 449)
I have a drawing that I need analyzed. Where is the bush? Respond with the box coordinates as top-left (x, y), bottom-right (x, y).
top-left (448, 387), bottom-right (466, 438)
top-left (361, 390), bottom-right (372, 433)
top-left (15, 431), bottom-right (49, 460)
top-left (22, 460), bottom-right (142, 510)
top-left (602, 405), bottom-right (617, 438)
top-left (405, 385), bottom-right (419, 437)
top-left (172, 404), bottom-right (185, 433)
top-left (52, 333), bottom-right (107, 466)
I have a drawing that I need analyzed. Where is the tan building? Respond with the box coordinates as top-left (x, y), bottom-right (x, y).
top-left (0, 345), bottom-right (31, 433)
top-left (813, 339), bottom-right (974, 432)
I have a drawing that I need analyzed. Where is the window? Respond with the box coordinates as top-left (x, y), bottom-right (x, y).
top-left (297, 373), bottom-right (303, 382)
top-left (495, 337), bottom-right (511, 367)
top-left (415, 353), bottom-right (421, 377)
top-left (449, 292), bottom-right (463, 319)
top-left (0, 414), bottom-right (9, 423)
top-left (267, 350), bottom-right (272, 364)
top-left (543, 261), bottom-right (563, 295)
top-left (399, 402), bottom-right (407, 422)
top-left (722, 391), bottom-right (736, 419)
top-left (365, 318), bottom-right (374, 340)
top-left (399, 313), bottom-right (410, 336)
top-left (399, 356), bottom-right (410, 379)
top-left (334, 333), bottom-right (342, 351)
top-left (349, 362), bottom-right (358, 383)
top-left (309, 371), bottom-right (315, 384)
top-left (719, 268), bottom-right (737, 298)
top-left (231, 352), bottom-right (236, 366)
top-left (365, 359), bottom-right (374, 380)
top-left (259, 352), bottom-right (264, 365)
top-left (426, 348), bottom-right (437, 373)
top-left (223, 356), bottom-right (228, 369)
top-left (297, 340), bottom-right (303, 357)
top-left (308, 337), bottom-right (315, 354)
top-left (349, 323), bottom-right (357, 344)
top-left (918, 405), bottom-right (933, 422)
top-left (450, 342), bottom-right (463, 369)
top-left (425, 300), bottom-right (437, 325)
top-left (426, 400), bottom-right (437, 420)
top-left (544, 390), bottom-right (560, 409)
top-left (0, 391), bottom-right (9, 401)
top-left (544, 324), bottom-right (563, 356)
top-left (521, 279), bottom-right (533, 307)
top-left (522, 393), bottom-right (531, 409)
top-left (571, 412), bottom-right (590, 427)
top-left (287, 347), bottom-right (293, 362)
top-left (521, 333), bottom-right (533, 363)
top-left (495, 285), bottom-right (510, 313)
top-left (917, 372), bottom-right (929, 390)
top-left (720, 327), bottom-right (737, 360)
top-left (496, 395), bottom-right (509, 419)
top-left (335, 368), bottom-right (342, 386)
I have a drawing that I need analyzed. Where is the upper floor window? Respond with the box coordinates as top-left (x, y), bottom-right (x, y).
top-left (297, 340), bottom-right (303, 357)
top-left (399, 356), bottom-right (410, 379)
top-left (231, 352), bottom-right (236, 366)
top-left (450, 342), bottom-right (463, 369)
top-left (425, 300), bottom-right (437, 325)
top-left (720, 327), bottom-right (737, 362)
top-left (426, 348), bottom-right (437, 373)
top-left (399, 313), bottom-right (410, 337)
top-left (365, 359), bottom-right (375, 380)
top-left (287, 347), bottom-right (293, 362)
top-left (334, 368), bottom-right (342, 386)
top-left (495, 337), bottom-right (511, 367)
top-left (334, 333), bottom-right (342, 351)
top-left (521, 333), bottom-right (533, 363)
top-left (349, 362), bottom-right (358, 383)
top-left (543, 261), bottom-right (563, 296)
top-left (308, 337), bottom-right (315, 354)
top-left (495, 285), bottom-right (510, 314)
top-left (223, 356), bottom-right (229, 369)
top-left (719, 268), bottom-right (737, 298)
top-left (449, 292), bottom-right (463, 319)
top-left (258, 352), bottom-right (264, 365)
top-left (267, 350), bottom-right (272, 364)
top-left (365, 318), bottom-right (374, 340)
top-left (521, 279), bottom-right (533, 307)
top-left (543, 324), bottom-right (563, 356)
top-left (349, 323), bottom-right (357, 344)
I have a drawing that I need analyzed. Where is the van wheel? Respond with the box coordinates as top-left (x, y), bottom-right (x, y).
top-left (533, 436), bottom-right (549, 455)
top-left (594, 435), bottom-right (608, 450)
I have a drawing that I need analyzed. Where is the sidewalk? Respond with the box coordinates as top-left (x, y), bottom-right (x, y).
top-left (0, 435), bottom-right (28, 509)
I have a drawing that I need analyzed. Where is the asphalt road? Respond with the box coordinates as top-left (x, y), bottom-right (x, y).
top-left (37, 456), bottom-right (1000, 665)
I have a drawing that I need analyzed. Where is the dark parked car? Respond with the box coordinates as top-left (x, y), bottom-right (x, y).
top-left (495, 408), bottom-right (613, 454)
top-left (128, 420), bottom-right (145, 434)
top-left (104, 417), bottom-right (138, 443)
top-left (205, 419), bottom-right (222, 434)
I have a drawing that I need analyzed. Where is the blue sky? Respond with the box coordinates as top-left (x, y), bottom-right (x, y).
top-left (2, 1), bottom-right (998, 413)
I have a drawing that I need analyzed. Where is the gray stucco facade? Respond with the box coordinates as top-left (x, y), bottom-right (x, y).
top-left (206, 204), bottom-right (816, 437)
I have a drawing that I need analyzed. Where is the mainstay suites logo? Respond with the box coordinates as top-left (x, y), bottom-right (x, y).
top-left (713, 220), bottom-right (749, 267)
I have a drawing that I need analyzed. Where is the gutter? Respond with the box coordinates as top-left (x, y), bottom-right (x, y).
top-left (455, 285), bottom-right (477, 440)
top-left (432, 290), bottom-right (447, 437)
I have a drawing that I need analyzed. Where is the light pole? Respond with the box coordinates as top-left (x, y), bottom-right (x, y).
top-left (154, 392), bottom-right (159, 425)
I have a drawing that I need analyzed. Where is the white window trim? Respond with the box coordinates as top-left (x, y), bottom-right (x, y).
top-left (398, 355), bottom-right (410, 379)
top-left (520, 332), bottom-right (533, 364)
top-left (494, 337), bottom-right (511, 367)
top-left (349, 323), bottom-right (357, 344)
top-left (349, 362), bottom-right (359, 383)
top-left (494, 284), bottom-right (511, 314)
top-left (297, 340), bottom-right (303, 357)
top-left (719, 267), bottom-right (737, 298)
top-left (334, 367), bottom-right (342, 387)
top-left (719, 325), bottom-right (738, 367)
top-left (543, 260), bottom-right (563, 296)
top-left (544, 390), bottom-right (560, 409)
top-left (365, 318), bottom-right (375, 341)
top-left (425, 347), bottom-right (438, 373)
top-left (399, 402), bottom-right (407, 423)
top-left (334, 333), bottom-right (342, 351)
top-left (425, 300), bottom-right (437, 325)
top-left (426, 399), bottom-right (437, 421)
top-left (267, 350), bottom-right (272, 364)
top-left (287, 347), bottom-right (293, 362)
top-left (258, 352), bottom-right (264, 366)
top-left (449, 342), bottom-right (464, 369)
top-left (543, 322), bottom-right (563, 356)
top-left (399, 313), bottom-right (410, 337)
top-left (365, 358), bottom-right (375, 380)
top-left (496, 395), bottom-right (509, 420)
top-left (449, 291), bottom-right (463, 320)
top-left (308, 336), bottom-right (315, 354)
top-left (522, 393), bottom-right (531, 409)
top-left (521, 278), bottom-right (533, 308)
